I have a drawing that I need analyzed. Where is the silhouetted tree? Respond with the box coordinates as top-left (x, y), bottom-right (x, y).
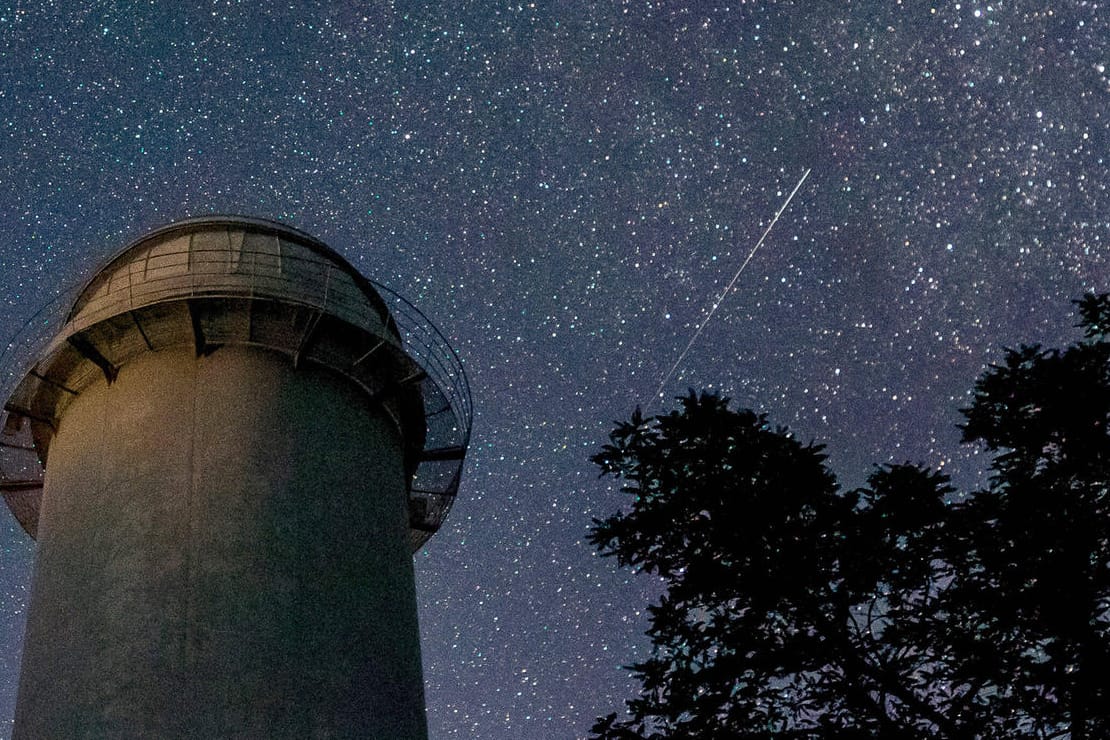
top-left (940, 292), bottom-right (1110, 739)
top-left (588, 294), bottom-right (1110, 738)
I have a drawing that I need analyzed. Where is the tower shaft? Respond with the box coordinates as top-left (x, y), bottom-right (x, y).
top-left (13, 346), bottom-right (427, 738)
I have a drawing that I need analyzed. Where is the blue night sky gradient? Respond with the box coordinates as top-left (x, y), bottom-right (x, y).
top-left (0, 2), bottom-right (1106, 738)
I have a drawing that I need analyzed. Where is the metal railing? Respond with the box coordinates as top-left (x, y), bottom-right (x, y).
top-left (0, 237), bottom-right (471, 549)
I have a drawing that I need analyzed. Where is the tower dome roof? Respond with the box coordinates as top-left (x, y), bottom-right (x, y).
top-left (0, 217), bottom-right (471, 550)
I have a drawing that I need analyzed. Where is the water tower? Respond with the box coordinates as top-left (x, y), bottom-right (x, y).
top-left (0, 217), bottom-right (471, 738)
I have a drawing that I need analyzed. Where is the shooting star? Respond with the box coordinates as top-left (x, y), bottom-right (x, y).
top-left (646, 167), bottom-right (813, 412)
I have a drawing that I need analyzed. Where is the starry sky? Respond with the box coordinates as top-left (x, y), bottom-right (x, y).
top-left (0, 1), bottom-right (1106, 738)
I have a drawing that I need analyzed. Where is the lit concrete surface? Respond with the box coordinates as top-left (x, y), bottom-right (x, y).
top-left (13, 345), bottom-right (427, 739)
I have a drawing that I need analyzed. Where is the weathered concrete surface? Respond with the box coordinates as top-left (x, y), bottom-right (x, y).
top-left (13, 345), bottom-right (426, 739)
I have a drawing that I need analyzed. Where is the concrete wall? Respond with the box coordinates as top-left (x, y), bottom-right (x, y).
top-left (13, 345), bottom-right (426, 739)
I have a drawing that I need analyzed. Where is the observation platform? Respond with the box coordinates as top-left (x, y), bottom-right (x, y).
top-left (0, 216), bottom-right (471, 550)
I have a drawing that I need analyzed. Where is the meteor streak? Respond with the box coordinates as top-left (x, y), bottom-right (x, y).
top-left (647, 168), bottom-right (812, 412)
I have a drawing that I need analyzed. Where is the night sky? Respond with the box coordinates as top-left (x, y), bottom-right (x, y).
top-left (0, 2), bottom-right (1106, 738)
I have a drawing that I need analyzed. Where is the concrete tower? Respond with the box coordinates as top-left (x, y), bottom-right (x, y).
top-left (0, 217), bottom-right (471, 739)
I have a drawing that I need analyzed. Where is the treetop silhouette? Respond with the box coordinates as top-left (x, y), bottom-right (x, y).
top-left (589, 293), bottom-right (1110, 739)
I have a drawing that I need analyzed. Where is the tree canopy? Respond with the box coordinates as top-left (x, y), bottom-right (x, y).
top-left (588, 293), bottom-right (1110, 739)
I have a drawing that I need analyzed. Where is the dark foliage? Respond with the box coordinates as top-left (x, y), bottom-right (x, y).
top-left (947, 294), bottom-right (1110, 739)
top-left (588, 293), bottom-right (1110, 739)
